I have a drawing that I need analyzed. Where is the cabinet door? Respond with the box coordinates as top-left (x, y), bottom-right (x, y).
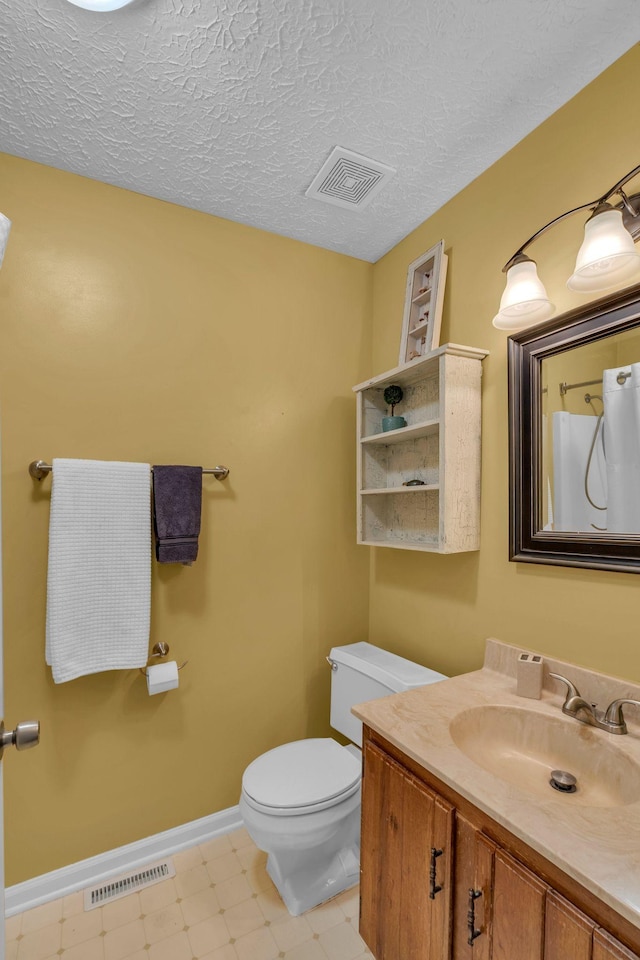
top-left (360, 741), bottom-right (406, 958)
top-left (452, 816), bottom-right (494, 960)
top-left (360, 742), bottom-right (454, 960)
top-left (594, 928), bottom-right (640, 960)
top-left (545, 890), bottom-right (594, 960)
top-left (492, 850), bottom-right (547, 960)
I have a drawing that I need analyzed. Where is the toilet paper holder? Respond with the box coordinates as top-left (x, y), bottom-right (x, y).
top-left (139, 642), bottom-right (188, 675)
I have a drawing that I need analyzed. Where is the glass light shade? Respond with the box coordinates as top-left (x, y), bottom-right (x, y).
top-left (65, 0), bottom-right (136, 9)
top-left (492, 259), bottom-right (555, 331)
top-left (567, 207), bottom-right (640, 293)
top-left (0, 213), bottom-right (11, 269)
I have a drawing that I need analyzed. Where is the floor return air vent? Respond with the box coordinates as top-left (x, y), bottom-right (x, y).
top-left (84, 857), bottom-right (176, 910)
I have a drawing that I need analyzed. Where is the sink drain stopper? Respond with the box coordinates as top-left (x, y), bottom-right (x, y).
top-left (550, 769), bottom-right (577, 793)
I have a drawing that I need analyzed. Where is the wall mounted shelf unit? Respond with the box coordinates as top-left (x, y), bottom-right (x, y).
top-left (353, 343), bottom-right (488, 552)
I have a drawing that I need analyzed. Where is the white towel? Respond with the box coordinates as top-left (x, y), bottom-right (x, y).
top-left (46, 458), bottom-right (151, 683)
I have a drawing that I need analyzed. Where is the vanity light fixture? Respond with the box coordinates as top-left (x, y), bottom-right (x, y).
top-left (0, 213), bottom-right (11, 269)
top-left (493, 163), bottom-right (640, 331)
top-left (65, 0), bottom-right (137, 10)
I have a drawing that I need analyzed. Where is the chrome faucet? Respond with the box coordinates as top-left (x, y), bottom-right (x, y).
top-left (602, 699), bottom-right (640, 735)
top-left (549, 673), bottom-right (640, 735)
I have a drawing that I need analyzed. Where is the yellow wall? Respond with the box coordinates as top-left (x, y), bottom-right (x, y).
top-left (368, 45), bottom-right (640, 682)
top-left (3, 43), bottom-right (640, 888)
top-left (0, 154), bottom-right (372, 884)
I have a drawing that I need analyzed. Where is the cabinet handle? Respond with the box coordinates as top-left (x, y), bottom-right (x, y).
top-left (429, 847), bottom-right (443, 899)
top-left (467, 888), bottom-right (483, 945)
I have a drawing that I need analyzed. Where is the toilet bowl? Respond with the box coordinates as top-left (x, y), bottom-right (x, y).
top-left (240, 738), bottom-right (361, 916)
top-left (239, 642), bottom-right (446, 916)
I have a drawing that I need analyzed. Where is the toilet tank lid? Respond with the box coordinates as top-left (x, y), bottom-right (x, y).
top-left (329, 642), bottom-right (447, 692)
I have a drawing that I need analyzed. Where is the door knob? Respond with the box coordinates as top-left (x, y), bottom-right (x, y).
top-left (0, 720), bottom-right (40, 759)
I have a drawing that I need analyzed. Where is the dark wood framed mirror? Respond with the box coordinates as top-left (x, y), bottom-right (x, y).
top-left (509, 282), bottom-right (640, 573)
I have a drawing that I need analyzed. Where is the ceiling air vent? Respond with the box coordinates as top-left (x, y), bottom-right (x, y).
top-left (84, 858), bottom-right (176, 910)
top-left (305, 147), bottom-right (395, 210)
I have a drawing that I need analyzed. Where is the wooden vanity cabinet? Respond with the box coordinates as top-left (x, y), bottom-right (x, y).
top-left (360, 731), bottom-right (640, 960)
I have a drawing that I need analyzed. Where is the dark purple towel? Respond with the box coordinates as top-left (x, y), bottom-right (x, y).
top-left (152, 465), bottom-right (203, 565)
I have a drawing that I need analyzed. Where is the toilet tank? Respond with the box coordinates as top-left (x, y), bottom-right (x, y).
top-left (329, 641), bottom-right (446, 747)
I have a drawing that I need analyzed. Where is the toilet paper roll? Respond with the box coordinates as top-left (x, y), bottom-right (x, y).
top-left (146, 660), bottom-right (179, 695)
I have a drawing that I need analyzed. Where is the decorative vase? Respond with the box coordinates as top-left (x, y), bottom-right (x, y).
top-left (382, 416), bottom-right (407, 432)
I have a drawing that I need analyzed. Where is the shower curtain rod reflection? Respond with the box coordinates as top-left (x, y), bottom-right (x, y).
top-left (559, 371), bottom-right (631, 396)
top-left (28, 460), bottom-right (230, 481)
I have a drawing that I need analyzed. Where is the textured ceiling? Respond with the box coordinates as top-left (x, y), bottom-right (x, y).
top-left (0, 1), bottom-right (638, 261)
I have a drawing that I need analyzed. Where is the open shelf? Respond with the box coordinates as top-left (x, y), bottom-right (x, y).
top-left (407, 319), bottom-right (430, 340)
top-left (361, 484), bottom-right (439, 495)
top-left (361, 488), bottom-right (440, 548)
top-left (361, 419), bottom-right (439, 445)
top-left (411, 289), bottom-right (432, 306)
top-left (359, 539), bottom-right (441, 553)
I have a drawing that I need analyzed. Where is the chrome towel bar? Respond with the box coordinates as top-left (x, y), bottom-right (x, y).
top-left (29, 460), bottom-right (229, 481)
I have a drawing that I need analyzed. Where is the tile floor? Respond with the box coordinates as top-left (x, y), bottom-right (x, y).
top-left (6, 828), bottom-right (374, 960)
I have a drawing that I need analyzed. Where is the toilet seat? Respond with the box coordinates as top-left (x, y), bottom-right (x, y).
top-left (242, 738), bottom-right (361, 816)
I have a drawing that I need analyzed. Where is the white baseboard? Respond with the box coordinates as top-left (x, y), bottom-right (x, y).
top-left (5, 805), bottom-right (243, 917)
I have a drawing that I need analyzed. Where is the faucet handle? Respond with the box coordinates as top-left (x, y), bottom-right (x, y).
top-left (548, 672), bottom-right (582, 702)
top-left (603, 699), bottom-right (640, 734)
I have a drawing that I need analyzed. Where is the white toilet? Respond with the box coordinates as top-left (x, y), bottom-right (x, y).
top-left (239, 641), bottom-right (446, 916)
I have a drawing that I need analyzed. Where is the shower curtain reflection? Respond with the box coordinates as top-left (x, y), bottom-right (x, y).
top-left (604, 363), bottom-right (640, 533)
top-left (552, 410), bottom-right (607, 531)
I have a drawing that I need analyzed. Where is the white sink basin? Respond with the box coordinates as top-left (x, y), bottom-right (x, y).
top-left (449, 704), bottom-right (640, 808)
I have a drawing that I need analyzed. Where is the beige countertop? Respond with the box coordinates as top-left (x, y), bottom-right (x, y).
top-left (352, 639), bottom-right (640, 930)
